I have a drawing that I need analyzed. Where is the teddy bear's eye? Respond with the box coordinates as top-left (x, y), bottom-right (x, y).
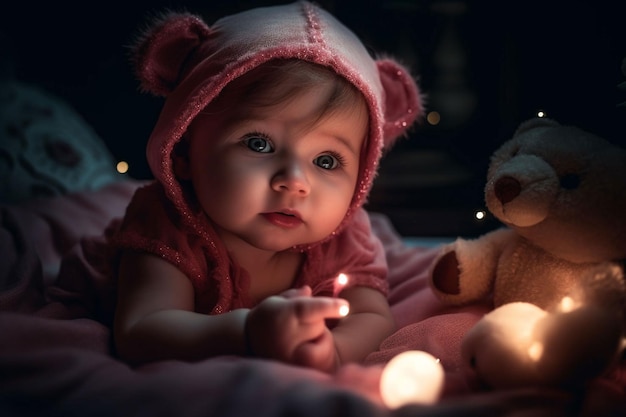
top-left (559, 173), bottom-right (580, 190)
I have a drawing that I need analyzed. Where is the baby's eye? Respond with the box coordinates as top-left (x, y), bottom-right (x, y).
top-left (244, 135), bottom-right (273, 153)
top-left (314, 154), bottom-right (339, 170)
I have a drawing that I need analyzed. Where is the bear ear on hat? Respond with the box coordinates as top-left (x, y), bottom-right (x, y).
top-left (131, 12), bottom-right (214, 96)
top-left (376, 59), bottom-right (424, 148)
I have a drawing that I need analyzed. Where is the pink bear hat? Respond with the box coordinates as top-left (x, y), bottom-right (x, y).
top-left (132, 1), bottom-right (423, 238)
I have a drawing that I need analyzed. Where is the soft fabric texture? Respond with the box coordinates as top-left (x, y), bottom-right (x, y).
top-left (1, 181), bottom-right (624, 416)
top-left (113, 182), bottom-right (388, 315)
top-left (428, 118), bottom-right (626, 390)
top-left (131, 1), bottom-right (423, 240)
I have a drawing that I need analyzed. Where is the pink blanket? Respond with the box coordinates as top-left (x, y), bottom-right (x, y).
top-left (1, 181), bottom-right (624, 416)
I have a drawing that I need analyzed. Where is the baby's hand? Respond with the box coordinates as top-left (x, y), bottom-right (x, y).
top-left (245, 286), bottom-right (348, 372)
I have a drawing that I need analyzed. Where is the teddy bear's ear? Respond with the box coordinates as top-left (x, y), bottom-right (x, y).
top-left (376, 59), bottom-right (424, 148)
top-left (131, 12), bottom-right (214, 97)
top-left (514, 117), bottom-right (560, 136)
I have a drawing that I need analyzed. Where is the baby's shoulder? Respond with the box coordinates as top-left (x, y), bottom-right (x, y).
top-left (118, 182), bottom-right (185, 240)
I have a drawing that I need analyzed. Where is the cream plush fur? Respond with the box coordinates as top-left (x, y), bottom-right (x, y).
top-left (428, 118), bottom-right (626, 389)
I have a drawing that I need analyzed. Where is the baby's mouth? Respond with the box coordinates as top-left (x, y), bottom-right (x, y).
top-left (261, 210), bottom-right (303, 228)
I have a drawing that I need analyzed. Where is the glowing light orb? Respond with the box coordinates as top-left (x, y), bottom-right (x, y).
top-left (537, 110), bottom-right (546, 118)
top-left (337, 273), bottom-right (349, 286)
top-left (380, 350), bottom-right (444, 409)
top-left (339, 304), bottom-right (350, 317)
top-left (559, 296), bottom-right (579, 312)
top-left (528, 341), bottom-right (544, 362)
top-left (426, 111), bottom-right (441, 125)
top-left (333, 273), bottom-right (349, 297)
top-left (116, 161), bottom-right (129, 174)
top-left (475, 210), bottom-right (486, 220)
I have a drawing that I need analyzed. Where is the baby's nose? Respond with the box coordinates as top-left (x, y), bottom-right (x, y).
top-left (271, 159), bottom-right (311, 196)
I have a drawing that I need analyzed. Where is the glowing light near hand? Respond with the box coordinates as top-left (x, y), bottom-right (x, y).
top-left (475, 210), bottom-right (486, 220)
top-left (380, 350), bottom-right (445, 409)
top-left (333, 273), bottom-right (349, 297)
top-left (337, 273), bottom-right (348, 286)
top-left (338, 304), bottom-right (350, 317)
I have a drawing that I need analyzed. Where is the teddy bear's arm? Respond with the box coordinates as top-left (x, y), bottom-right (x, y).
top-left (429, 228), bottom-right (515, 305)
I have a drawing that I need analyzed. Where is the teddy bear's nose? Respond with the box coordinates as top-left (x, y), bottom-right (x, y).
top-left (494, 176), bottom-right (521, 204)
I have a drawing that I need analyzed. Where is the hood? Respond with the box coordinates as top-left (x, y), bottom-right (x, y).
top-left (132, 1), bottom-right (423, 241)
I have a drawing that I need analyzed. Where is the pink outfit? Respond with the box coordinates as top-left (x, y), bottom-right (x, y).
top-left (114, 183), bottom-right (387, 314)
top-left (113, 1), bottom-right (424, 313)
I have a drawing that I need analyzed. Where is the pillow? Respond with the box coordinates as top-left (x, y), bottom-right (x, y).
top-left (0, 81), bottom-right (122, 203)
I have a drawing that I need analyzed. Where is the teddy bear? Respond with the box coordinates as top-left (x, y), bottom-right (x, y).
top-left (428, 117), bottom-right (626, 389)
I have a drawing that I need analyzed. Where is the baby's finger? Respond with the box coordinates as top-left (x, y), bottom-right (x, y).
top-left (281, 285), bottom-right (312, 299)
top-left (293, 297), bottom-right (349, 323)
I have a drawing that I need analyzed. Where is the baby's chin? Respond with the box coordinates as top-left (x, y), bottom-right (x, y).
top-left (268, 231), bottom-right (338, 251)
top-left (234, 223), bottom-right (338, 253)
top-left (251, 237), bottom-right (319, 253)
top-left (242, 235), bottom-right (309, 253)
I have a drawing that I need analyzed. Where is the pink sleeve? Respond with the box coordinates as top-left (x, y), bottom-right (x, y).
top-left (304, 209), bottom-right (388, 297)
top-left (111, 183), bottom-right (208, 288)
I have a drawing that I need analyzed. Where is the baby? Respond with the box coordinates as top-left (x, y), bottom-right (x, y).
top-left (112, 1), bottom-right (423, 373)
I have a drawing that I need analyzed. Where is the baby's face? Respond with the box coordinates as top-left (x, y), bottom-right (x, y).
top-left (184, 84), bottom-right (368, 252)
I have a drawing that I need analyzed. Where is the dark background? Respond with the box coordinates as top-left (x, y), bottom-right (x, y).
top-left (2, 0), bottom-right (625, 237)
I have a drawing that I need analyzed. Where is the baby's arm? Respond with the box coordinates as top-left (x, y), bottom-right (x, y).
top-left (114, 251), bottom-right (250, 364)
top-left (331, 286), bottom-right (395, 364)
top-left (114, 252), bottom-right (349, 366)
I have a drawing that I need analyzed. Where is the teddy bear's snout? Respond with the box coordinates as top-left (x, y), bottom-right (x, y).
top-left (485, 154), bottom-right (560, 227)
top-left (494, 176), bottom-right (521, 204)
